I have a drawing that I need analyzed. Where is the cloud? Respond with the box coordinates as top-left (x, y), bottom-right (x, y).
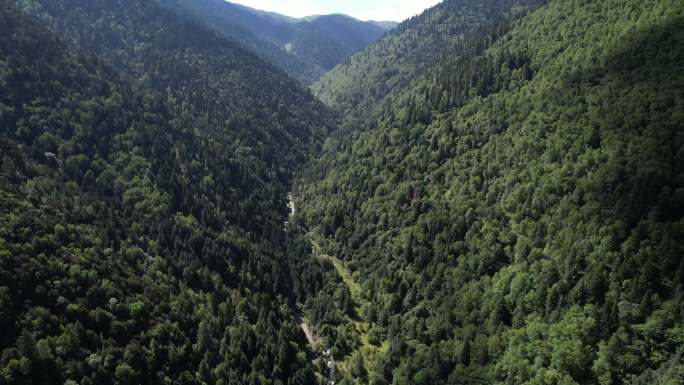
top-left (228, 0), bottom-right (443, 21)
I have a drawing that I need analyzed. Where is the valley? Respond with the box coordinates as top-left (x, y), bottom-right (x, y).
top-left (1, 0), bottom-right (683, 385)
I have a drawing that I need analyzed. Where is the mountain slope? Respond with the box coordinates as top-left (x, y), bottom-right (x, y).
top-left (156, 0), bottom-right (390, 84)
top-left (286, 14), bottom-right (389, 72)
top-left (0, 0), bottom-right (338, 384)
top-left (20, 0), bottom-right (332, 177)
top-left (298, 0), bottom-right (684, 384)
top-left (312, 0), bottom-right (544, 117)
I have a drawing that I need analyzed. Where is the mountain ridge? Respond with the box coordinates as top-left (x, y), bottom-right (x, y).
top-left (157, 0), bottom-right (394, 84)
top-left (312, 0), bottom-right (544, 118)
top-left (232, 4), bottom-right (399, 29)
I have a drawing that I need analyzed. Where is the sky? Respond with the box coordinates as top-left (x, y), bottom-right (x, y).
top-left (227, 0), bottom-right (443, 22)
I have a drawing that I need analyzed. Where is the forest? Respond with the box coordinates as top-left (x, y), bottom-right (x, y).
top-left (0, 0), bottom-right (338, 383)
top-left (1, 0), bottom-right (683, 384)
top-left (300, 0), bottom-right (684, 384)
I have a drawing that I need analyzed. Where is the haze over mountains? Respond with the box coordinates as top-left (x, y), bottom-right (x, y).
top-left (158, 0), bottom-right (396, 84)
top-left (1, 0), bottom-right (683, 385)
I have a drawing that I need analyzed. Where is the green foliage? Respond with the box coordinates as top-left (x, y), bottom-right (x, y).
top-left (299, 0), bottom-right (684, 384)
top-left (313, 0), bottom-right (544, 117)
top-left (0, 0), bottom-right (335, 384)
top-left (2, 0), bottom-right (683, 384)
top-left (157, 0), bottom-right (388, 84)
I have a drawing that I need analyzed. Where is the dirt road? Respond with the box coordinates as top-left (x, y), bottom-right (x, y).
top-left (300, 321), bottom-right (317, 346)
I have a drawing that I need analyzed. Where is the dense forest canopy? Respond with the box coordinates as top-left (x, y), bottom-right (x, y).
top-left (0, 0), bottom-right (338, 384)
top-left (312, 0), bottom-right (546, 120)
top-left (300, 0), bottom-right (684, 384)
top-left (1, 0), bottom-right (683, 384)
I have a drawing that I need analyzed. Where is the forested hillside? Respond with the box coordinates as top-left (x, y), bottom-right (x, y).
top-left (312, 0), bottom-right (544, 117)
top-left (285, 14), bottom-right (388, 74)
top-left (156, 0), bottom-right (389, 84)
top-left (2, 0), bottom-right (683, 384)
top-left (17, 0), bottom-right (331, 171)
top-left (298, 0), bottom-right (684, 384)
top-left (0, 0), bottom-right (338, 384)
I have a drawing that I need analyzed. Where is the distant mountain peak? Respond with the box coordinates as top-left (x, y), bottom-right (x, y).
top-left (226, 2), bottom-right (398, 29)
top-left (157, 0), bottom-right (393, 83)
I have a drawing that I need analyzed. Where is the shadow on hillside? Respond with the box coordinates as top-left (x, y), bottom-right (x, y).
top-left (582, 15), bottom-right (684, 226)
top-left (603, 15), bottom-right (684, 84)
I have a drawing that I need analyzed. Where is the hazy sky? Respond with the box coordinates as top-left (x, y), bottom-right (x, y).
top-left (228, 0), bottom-right (443, 22)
